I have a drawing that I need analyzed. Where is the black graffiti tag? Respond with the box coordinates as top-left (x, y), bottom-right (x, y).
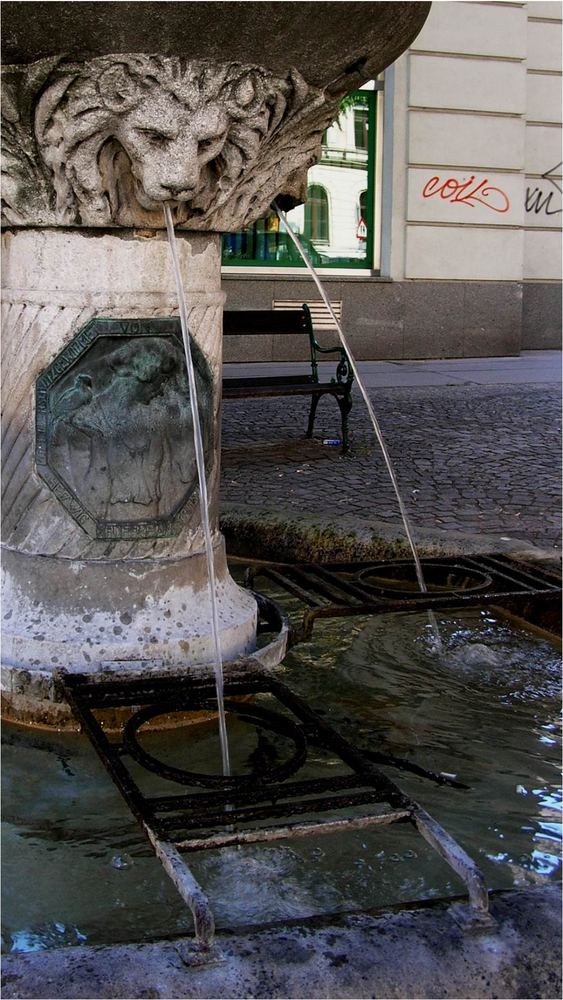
top-left (525, 162), bottom-right (562, 216)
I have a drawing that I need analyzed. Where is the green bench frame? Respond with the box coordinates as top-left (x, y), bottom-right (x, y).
top-left (222, 304), bottom-right (353, 451)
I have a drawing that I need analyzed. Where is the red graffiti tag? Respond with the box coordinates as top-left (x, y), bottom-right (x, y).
top-left (422, 175), bottom-right (510, 214)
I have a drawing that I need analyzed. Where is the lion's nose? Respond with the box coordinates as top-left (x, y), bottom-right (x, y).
top-left (162, 183), bottom-right (194, 198)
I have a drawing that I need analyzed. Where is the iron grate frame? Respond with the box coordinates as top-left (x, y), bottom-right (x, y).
top-left (60, 661), bottom-right (490, 950)
top-left (242, 554), bottom-right (561, 642)
top-left (61, 666), bottom-right (416, 840)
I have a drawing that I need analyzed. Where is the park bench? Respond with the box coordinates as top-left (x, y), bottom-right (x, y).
top-left (222, 304), bottom-right (354, 451)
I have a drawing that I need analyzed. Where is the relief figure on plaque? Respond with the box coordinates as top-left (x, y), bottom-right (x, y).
top-left (48, 335), bottom-right (210, 523)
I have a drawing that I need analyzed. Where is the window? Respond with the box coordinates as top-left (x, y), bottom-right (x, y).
top-left (304, 184), bottom-right (329, 243)
top-left (221, 87), bottom-right (377, 270)
top-left (354, 108), bottom-right (369, 151)
top-left (356, 190), bottom-right (368, 243)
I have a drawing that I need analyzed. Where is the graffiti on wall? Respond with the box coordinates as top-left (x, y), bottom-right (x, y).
top-left (422, 174), bottom-right (510, 213)
top-left (525, 162), bottom-right (562, 217)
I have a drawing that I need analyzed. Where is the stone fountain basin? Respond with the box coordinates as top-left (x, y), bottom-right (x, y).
top-left (0, 591), bottom-right (289, 730)
top-left (2, 1), bottom-right (430, 93)
top-left (2, 600), bottom-right (560, 998)
top-left (1, 887), bottom-right (560, 999)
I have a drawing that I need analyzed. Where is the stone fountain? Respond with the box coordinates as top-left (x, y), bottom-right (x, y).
top-left (1, 1), bottom-right (430, 725)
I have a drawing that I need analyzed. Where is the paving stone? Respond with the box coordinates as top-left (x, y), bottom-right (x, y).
top-left (220, 383), bottom-right (561, 552)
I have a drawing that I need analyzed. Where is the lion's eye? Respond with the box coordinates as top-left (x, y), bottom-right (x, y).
top-left (138, 130), bottom-right (169, 145)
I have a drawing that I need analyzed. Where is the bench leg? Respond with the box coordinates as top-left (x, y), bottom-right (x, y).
top-left (336, 392), bottom-right (353, 453)
top-left (306, 394), bottom-right (321, 438)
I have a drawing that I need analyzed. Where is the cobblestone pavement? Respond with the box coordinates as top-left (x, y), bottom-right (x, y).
top-left (220, 380), bottom-right (561, 553)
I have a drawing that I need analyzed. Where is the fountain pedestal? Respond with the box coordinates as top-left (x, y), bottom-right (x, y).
top-left (1, 3), bottom-right (430, 726)
top-left (1, 229), bottom-right (257, 725)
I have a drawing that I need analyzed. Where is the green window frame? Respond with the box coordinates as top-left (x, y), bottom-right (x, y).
top-left (221, 88), bottom-right (377, 271)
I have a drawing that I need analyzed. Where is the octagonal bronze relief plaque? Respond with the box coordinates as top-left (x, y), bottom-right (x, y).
top-left (35, 318), bottom-right (213, 539)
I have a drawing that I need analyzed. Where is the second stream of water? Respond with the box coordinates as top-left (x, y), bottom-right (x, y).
top-left (272, 204), bottom-right (436, 619)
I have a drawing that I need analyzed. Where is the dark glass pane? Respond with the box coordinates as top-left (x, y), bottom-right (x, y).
top-left (304, 185), bottom-right (329, 243)
top-left (354, 109), bottom-right (369, 151)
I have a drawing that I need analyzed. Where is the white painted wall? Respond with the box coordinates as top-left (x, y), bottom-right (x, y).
top-left (524, 2), bottom-right (562, 280)
top-left (388, 0), bottom-right (562, 283)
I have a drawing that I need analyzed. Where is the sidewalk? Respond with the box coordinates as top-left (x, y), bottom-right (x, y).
top-left (223, 350), bottom-right (561, 388)
top-left (220, 352), bottom-right (562, 557)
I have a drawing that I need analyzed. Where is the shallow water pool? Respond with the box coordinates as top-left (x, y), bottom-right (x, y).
top-left (2, 606), bottom-right (561, 954)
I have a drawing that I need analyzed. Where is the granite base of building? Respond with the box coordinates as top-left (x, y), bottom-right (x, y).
top-left (223, 276), bottom-right (560, 360)
top-left (522, 282), bottom-right (562, 350)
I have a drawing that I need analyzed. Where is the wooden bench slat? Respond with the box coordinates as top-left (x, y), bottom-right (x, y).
top-left (223, 384), bottom-right (347, 399)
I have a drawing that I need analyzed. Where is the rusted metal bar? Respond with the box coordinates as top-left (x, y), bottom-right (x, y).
top-left (146, 773), bottom-right (367, 813)
top-left (463, 555), bottom-right (558, 592)
top-left (145, 830), bottom-right (215, 949)
top-left (493, 594), bottom-right (561, 636)
top-left (312, 564), bottom-right (381, 604)
top-left (264, 568), bottom-right (327, 607)
top-left (412, 806), bottom-right (489, 914)
top-left (288, 565), bottom-right (350, 605)
top-left (294, 587), bottom-right (558, 642)
top-left (157, 789), bottom-right (389, 835)
top-left (58, 671), bottom-right (149, 825)
top-left (72, 671), bottom-right (264, 709)
top-left (60, 663), bottom-right (492, 938)
top-left (295, 566), bottom-right (366, 606)
top-left (243, 556), bottom-right (560, 643)
top-left (175, 809), bottom-right (413, 852)
top-left (266, 677), bottom-right (412, 812)
top-left (361, 749), bottom-right (469, 790)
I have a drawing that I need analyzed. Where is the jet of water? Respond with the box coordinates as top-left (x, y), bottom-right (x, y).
top-left (273, 202), bottom-right (443, 653)
top-left (164, 204), bottom-right (231, 776)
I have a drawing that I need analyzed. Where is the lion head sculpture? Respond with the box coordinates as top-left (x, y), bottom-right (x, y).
top-left (23, 54), bottom-right (325, 229)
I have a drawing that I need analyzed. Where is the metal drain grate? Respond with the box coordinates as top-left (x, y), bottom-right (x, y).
top-left (60, 661), bottom-right (489, 951)
top-left (243, 555), bottom-right (561, 642)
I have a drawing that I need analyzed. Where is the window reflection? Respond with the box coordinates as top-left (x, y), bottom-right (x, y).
top-left (221, 88), bottom-right (375, 269)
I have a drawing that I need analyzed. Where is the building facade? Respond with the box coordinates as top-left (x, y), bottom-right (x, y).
top-left (222, 1), bottom-right (562, 360)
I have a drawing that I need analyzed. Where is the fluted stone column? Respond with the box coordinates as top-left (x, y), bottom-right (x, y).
top-left (1, 228), bottom-right (259, 724)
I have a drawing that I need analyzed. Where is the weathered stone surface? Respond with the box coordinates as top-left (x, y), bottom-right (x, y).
top-left (2, 54), bottom-right (328, 229)
top-left (2, 3), bottom-right (430, 92)
top-left (1, 229), bottom-right (258, 718)
top-left (0, 539), bottom-right (259, 726)
top-left (1, 228), bottom-right (224, 560)
top-left (1, 885), bottom-right (560, 999)
top-left (1, 2), bottom-right (431, 230)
